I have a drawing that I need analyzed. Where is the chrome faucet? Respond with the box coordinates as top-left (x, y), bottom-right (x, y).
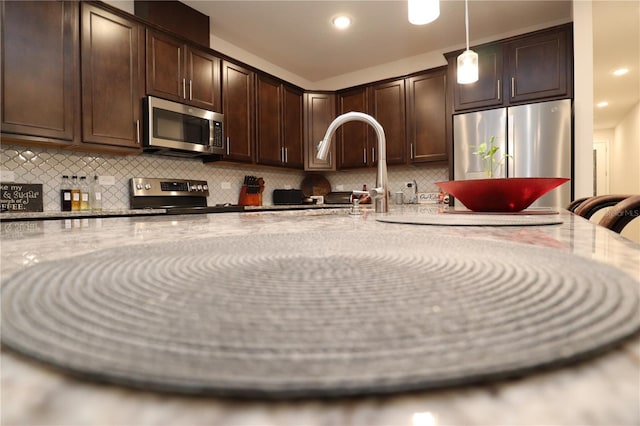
top-left (316, 112), bottom-right (389, 213)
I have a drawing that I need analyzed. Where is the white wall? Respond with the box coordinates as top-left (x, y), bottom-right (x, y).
top-left (572, 1), bottom-right (594, 200)
top-left (593, 104), bottom-right (640, 243)
top-left (611, 102), bottom-right (640, 194)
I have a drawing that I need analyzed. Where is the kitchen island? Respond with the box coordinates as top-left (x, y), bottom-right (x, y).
top-left (1, 206), bottom-right (639, 426)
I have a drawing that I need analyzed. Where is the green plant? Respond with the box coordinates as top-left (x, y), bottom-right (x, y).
top-left (471, 136), bottom-right (511, 178)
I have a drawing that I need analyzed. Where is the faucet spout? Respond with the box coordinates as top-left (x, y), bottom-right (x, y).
top-left (316, 112), bottom-right (389, 213)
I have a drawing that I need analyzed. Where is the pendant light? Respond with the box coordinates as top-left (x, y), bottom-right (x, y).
top-left (408, 0), bottom-right (440, 25)
top-left (457, 0), bottom-right (478, 84)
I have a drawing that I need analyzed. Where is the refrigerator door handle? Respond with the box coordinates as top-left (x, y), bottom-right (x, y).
top-left (507, 111), bottom-right (514, 177)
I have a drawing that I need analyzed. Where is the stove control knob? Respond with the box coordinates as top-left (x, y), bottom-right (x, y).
top-left (144, 184), bottom-right (151, 190)
top-left (203, 184), bottom-right (208, 191)
top-left (197, 184), bottom-right (203, 191)
top-left (136, 184), bottom-right (143, 190)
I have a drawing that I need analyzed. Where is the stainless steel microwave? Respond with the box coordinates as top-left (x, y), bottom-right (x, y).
top-left (143, 96), bottom-right (224, 157)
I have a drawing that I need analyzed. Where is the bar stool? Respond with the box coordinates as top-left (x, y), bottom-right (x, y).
top-left (597, 195), bottom-right (640, 234)
top-left (573, 194), bottom-right (631, 219)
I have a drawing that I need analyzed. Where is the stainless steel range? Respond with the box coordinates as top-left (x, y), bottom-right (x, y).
top-left (129, 178), bottom-right (243, 214)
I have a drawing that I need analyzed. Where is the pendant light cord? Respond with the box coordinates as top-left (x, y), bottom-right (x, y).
top-left (465, 0), bottom-right (470, 50)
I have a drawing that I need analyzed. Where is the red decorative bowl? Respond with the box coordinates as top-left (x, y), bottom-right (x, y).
top-left (435, 178), bottom-right (570, 212)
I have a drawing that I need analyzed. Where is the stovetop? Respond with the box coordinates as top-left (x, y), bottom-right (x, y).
top-left (130, 177), bottom-right (243, 214)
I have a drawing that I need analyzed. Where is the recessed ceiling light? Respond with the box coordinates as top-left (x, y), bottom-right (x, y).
top-left (613, 68), bottom-right (629, 76)
top-left (597, 101), bottom-right (609, 108)
top-left (332, 15), bottom-right (351, 29)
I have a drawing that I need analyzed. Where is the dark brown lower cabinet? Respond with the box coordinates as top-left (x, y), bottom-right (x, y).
top-left (81, 3), bottom-right (144, 150)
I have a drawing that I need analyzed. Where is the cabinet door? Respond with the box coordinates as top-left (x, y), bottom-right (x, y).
top-left (337, 88), bottom-right (369, 169)
top-left (282, 85), bottom-right (304, 169)
top-left (451, 44), bottom-right (504, 112)
top-left (81, 4), bottom-right (143, 149)
top-left (222, 61), bottom-right (254, 163)
top-left (187, 47), bottom-right (221, 111)
top-left (304, 92), bottom-right (336, 171)
top-left (406, 69), bottom-right (448, 163)
top-left (506, 29), bottom-right (570, 103)
top-left (146, 30), bottom-right (183, 102)
top-left (1, 1), bottom-right (77, 142)
top-left (369, 79), bottom-right (406, 165)
top-left (255, 74), bottom-right (282, 167)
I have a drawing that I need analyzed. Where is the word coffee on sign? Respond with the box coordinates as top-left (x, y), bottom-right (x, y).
top-left (1, 183), bottom-right (43, 212)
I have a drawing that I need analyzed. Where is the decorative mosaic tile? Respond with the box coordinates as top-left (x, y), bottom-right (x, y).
top-left (1, 144), bottom-right (448, 212)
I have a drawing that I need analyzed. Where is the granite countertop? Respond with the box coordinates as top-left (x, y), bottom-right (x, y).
top-left (1, 206), bottom-right (639, 426)
top-left (0, 203), bottom-right (355, 221)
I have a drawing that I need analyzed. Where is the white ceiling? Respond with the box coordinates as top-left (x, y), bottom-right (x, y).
top-left (181, 0), bottom-right (639, 130)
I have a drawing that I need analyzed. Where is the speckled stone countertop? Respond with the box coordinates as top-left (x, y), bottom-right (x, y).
top-left (1, 206), bottom-right (639, 426)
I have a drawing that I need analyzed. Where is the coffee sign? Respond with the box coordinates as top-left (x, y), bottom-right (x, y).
top-left (1, 183), bottom-right (43, 212)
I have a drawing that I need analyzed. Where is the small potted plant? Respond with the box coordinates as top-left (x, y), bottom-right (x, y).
top-left (471, 136), bottom-right (511, 178)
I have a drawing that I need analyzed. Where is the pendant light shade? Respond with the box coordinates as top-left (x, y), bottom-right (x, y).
top-left (457, 49), bottom-right (479, 84)
top-left (408, 0), bottom-right (440, 25)
top-left (457, 0), bottom-right (479, 84)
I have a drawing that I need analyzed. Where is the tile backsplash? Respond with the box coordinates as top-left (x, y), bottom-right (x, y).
top-left (0, 144), bottom-right (448, 211)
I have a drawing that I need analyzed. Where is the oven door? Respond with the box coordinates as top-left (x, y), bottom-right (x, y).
top-left (143, 96), bottom-right (224, 155)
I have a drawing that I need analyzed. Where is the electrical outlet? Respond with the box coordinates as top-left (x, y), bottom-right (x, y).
top-left (98, 176), bottom-right (115, 186)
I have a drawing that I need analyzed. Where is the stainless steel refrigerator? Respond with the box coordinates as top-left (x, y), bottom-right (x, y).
top-left (452, 99), bottom-right (572, 208)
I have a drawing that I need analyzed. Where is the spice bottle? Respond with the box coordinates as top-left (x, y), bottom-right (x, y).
top-left (91, 175), bottom-right (102, 211)
top-left (70, 175), bottom-right (81, 211)
top-left (79, 176), bottom-right (90, 211)
top-left (60, 175), bottom-right (72, 212)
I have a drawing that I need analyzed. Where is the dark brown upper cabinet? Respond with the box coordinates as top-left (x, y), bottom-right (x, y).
top-left (81, 3), bottom-right (144, 150)
top-left (1, 1), bottom-right (78, 144)
top-left (281, 84), bottom-right (304, 169)
top-left (222, 61), bottom-right (254, 163)
top-left (336, 87), bottom-right (370, 169)
top-left (368, 79), bottom-right (406, 166)
top-left (406, 68), bottom-right (448, 163)
top-left (446, 24), bottom-right (572, 112)
top-left (450, 44), bottom-right (504, 112)
top-left (146, 29), bottom-right (221, 111)
top-left (255, 75), bottom-right (303, 168)
top-left (304, 92), bottom-right (336, 171)
top-left (505, 28), bottom-right (571, 103)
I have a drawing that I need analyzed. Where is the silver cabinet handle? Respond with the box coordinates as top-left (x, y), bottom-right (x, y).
top-left (511, 77), bottom-right (515, 98)
top-left (226, 136), bottom-right (230, 155)
top-left (135, 120), bottom-right (140, 144)
top-left (410, 143), bottom-right (414, 159)
top-left (189, 80), bottom-right (192, 100)
top-left (497, 79), bottom-right (501, 101)
top-left (284, 147), bottom-right (288, 163)
top-left (372, 148), bottom-right (375, 163)
top-left (183, 78), bottom-right (187, 99)
top-left (328, 152), bottom-right (332, 166)
top-left (363, 147), bottom-right (367, 163)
